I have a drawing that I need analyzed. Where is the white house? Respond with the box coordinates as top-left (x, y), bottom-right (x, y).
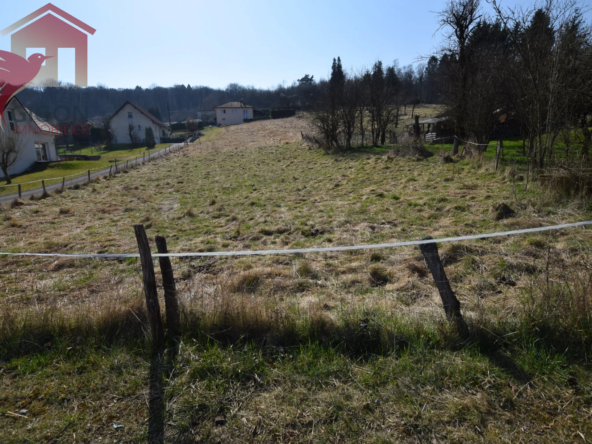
top-left (215, 102), bottom-right (253, 125)
top-left (109, 102), bottom-right (169, 144)
top-left (0, 97), bottom-right (60, 179)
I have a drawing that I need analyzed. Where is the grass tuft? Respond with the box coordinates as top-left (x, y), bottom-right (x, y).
top-left (368, 265), bottom-right (391, 286)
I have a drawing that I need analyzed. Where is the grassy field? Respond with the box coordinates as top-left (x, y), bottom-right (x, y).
top-left (1, 118), bottom-right (591, 442)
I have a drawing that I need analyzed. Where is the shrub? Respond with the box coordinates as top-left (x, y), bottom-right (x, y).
top-left (296, 261), bottom-right (317, 278)
top-left (270, 109), bottom-right (296, 119)
top-left (369, 265), bottom-right (391, 286)
top-left (145, 127), bottom-right (156, 149)
top-left (230, 272), bottom-right (262, 293)
top-left (244, 117), bottom-right (271, 123)
top-left (185, 119), bottom-right (200, 133)
top-left (370, 252), bottom-right (384, 262)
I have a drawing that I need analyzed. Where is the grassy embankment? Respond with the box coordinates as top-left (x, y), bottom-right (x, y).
top-left (0, 144), bottom-right (167, 197)
top-left (0, 127), bottom-right (222, 197)
top-left (1, 119), bottom-right (591, 442)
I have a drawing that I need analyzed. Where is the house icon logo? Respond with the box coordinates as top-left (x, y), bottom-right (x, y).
top-left (0, 3), bottom-right (96, 87)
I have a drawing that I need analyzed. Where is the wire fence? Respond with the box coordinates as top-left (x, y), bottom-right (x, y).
top-left (2, 221), bottom-right (591, 336)
top-left (0, 142), bottom-right (186, 201)
top-left (3, 220), bottom-right (591, 444)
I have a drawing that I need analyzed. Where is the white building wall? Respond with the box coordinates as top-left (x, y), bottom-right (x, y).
top-left (110, 103), bottom-right (168, 144)
top-left (0, 102), bottom-right (58, 179)
top-left (215, 107), bottom-right (253, 125)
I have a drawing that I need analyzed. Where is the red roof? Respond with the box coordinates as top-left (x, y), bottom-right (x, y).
top-left (0, 3), bottom-right (96, 36)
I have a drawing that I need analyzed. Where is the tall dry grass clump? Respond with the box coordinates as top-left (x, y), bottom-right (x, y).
top-left (539, 169), bottom-right (592, 202)
top-left (0, 299), bottom-right (148, 360)
top-left (519, 269), bottom-right (592, 349)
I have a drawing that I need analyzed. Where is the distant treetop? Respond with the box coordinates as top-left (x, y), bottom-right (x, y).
top-left (298, 74), bottom-right (315, 85)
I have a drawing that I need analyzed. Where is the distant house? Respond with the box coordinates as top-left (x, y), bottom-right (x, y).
top-left (215, 102), bottom-right (253, 125)
top-left (109, 102), bottom-right (169, 144)
top-left (0, 97), bottom-right (61, 179)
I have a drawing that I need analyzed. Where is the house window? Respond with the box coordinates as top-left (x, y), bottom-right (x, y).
top-left (7, 110), bottom-right (15, 132)
top-left (243, 110), bottom-right (248, 117)
top-left (35, 142), bottom-right (48, 162)
top-left (232, 109), bottom-right (237, 114)
top-left (221, 109), bottom-right (226, 114)
top-left (128, 112), bottom-right (133, 118)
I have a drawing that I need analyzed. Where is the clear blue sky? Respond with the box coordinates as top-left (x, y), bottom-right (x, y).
top-left (1, 0), bottom-right (590, 90)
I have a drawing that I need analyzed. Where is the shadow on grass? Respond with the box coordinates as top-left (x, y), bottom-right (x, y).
top-left (149, 350), bottom-right (165, 444)
top-left (1, 303), bottom-right (588, 383)
top-left (329, 145), bottom-right (392, 159)
top-left (483, 349), bottom-right (532, 384)
top-left (148, 328), bottom-right (181, 443)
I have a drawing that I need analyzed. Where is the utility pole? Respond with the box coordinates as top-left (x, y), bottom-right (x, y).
top-left (167, 102), bottom-right (172, 135)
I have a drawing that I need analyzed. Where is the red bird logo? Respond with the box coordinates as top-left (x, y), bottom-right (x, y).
top-left (0, 50), bottom-right (53, 125)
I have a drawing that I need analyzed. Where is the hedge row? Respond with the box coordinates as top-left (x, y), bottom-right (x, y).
top-left (271, 109), bottom-right (296, 119)
top-left (244, 117), bottom-right (272, 123)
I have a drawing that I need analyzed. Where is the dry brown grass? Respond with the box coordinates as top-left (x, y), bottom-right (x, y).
top-left (2, 118), bottom-right (592, 442)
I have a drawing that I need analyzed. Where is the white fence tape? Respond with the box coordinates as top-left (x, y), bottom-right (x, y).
top-left (0, 220), bottom-right (590, 259)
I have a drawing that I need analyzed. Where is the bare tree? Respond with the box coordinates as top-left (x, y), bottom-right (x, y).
top-left (437, 0), bottom-right (482, 153)
top-left (185, 118), bottom-right (200, 133)
top-left (312, 81), bottom-right (341, 151)
top-left (366, 62), bottom-right (401, 146)
top-left (101, 116), bottom-right (115, 145)
top-left (492, 0), bottom-right (592, 168)
top-left (339, 77), bottom-right (360, 149)
top-left (128, 124), bottom-right (140, 147)
top-left (367, 62), bottom-right (384, 146)
top-left (0, 127), bottom-right (26, 185)
top-left (462, 20), bottom-right (511, 144)
top-left (311, 58), bottom-right (345, 151)
top-left (357, 69), bottom-right (369, 147)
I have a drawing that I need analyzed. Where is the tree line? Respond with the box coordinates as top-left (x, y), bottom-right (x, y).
top-left (310, 0), bottom-right (592, 169)
top-left (434, 0), bottom-right (591, 167)
top-left (311, 57), bottom-right (426, 151)
top-left (15, 64), bottom-right (433, 131)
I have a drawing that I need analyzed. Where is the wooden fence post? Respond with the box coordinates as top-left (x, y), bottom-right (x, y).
top-left (495, 140), bottom-right (503, 171)
top-left (134, 225), bottom-right (165, 350)
top-left (18, 184), bottom-right (21, 199)
top-left (419, 237), bottom-right (469, 337)
top-left (87, 169), bottom-right (91, 184)
top-left (61, 177), bottom-right (65, 192)
top-left (155, 236), bottom-right (181, 342)
top-left (42, 180), bottom-right (46, 195)
top-left (453, 136), bottom-right (459, 156)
